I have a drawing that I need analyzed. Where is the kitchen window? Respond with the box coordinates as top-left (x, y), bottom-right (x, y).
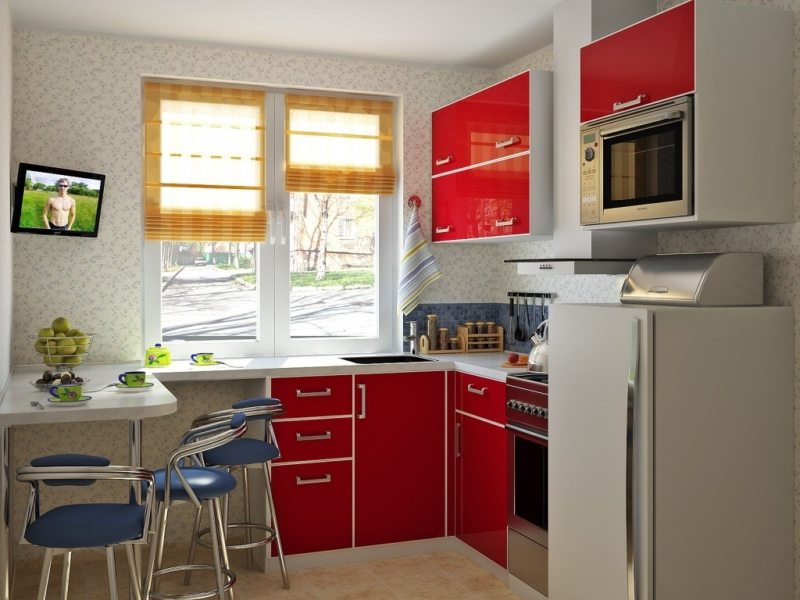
top-left (143, 81), bottom-right (397, 358)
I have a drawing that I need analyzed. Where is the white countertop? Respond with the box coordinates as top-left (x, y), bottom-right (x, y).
top-left (0, 362), bottom-right (177, 426)
top-left (146, 352), bottom-right (525, 383)
top-left (1, 352), bottom-right (526, 425)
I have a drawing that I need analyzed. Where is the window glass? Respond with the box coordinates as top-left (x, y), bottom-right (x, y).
top-left (289, 193), bottom-right (376, 338)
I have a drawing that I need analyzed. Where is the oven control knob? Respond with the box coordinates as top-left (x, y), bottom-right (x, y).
top-left (584, 146), bottom-right (595, 162)
top-left (506, 400), bottom-right (514, 409)
top-left (533, 406), bottom-right (542, 417)
top-left (541, 408), bottom-right (549, 419)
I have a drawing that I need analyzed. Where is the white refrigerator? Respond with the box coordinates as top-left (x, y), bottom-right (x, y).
top-left (548, 303), bottom-right (793, 600)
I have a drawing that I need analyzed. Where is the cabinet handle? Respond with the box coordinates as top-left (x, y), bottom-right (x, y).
top-left (455, 422), bottom-right (462, 458)
top-left (295, 388), bottom-right (331, 398)
top-left (358, 383), bottom-right (367, 420)
top-left (296, 430), bottom-right (332, 442)
top-left (467, 383), bottom-right (488, 396)
top-left (435, 155), bottom-right (454, 166)
top-left (495, 217), bottom-right (518, 227)
top-left (435, 225), bottom-right (453, 234)
top-left (495, 135), bottom-right (520, 149)
top-left (295, 474), bottom-right (332, 486)
top-left (613, 94), bottom-right (647, 111)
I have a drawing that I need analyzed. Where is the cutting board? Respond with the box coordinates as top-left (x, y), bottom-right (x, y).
top-left (501, 354), bottom-right (528, 368)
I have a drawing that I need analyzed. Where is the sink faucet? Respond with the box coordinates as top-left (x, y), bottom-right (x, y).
top-left (404, 321), bottom-right (418, 355)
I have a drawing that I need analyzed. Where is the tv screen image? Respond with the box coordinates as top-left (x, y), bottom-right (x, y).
top-left (11, 163), bottom-right (105, 238)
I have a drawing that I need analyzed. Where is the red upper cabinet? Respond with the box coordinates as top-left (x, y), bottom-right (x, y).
top-left (432, 70), bottom-right (552, 242)
top-left (432, 73), bottom-right (530, 176)
top-left (581, 1), bottom-right (695, 123)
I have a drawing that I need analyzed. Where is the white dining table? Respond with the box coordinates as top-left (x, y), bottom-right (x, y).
top-left (0, 362), bottom-right (178, 600)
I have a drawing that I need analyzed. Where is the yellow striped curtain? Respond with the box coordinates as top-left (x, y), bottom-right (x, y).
top-left (285, 94), bottom-right (395, 195)
top-left (143, 81), bottom-right (267, 241)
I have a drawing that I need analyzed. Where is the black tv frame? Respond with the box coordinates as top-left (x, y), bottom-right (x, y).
top-left (10, 162), bottom-right (105, 238)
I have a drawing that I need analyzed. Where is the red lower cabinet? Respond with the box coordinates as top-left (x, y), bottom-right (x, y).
top-left (270, 460), bottom-right (352, 555)
top-left (354, 371), bottom-right (446, 547)
top-left (456, 411), bottom-right (508, 567)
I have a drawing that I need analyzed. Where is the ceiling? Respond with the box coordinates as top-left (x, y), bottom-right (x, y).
top-left (8, 0), bottom-right (555, 69)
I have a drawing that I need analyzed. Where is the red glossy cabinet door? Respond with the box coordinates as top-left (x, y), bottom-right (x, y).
top-left (456, 372), bottom-right (507, 424)
top-left (433, 72), bottom-right (530, 176)
top-left (581, 0), bottom-right (695, 123)
top-left (354, 371), bottom-right (446, 547)
top-left (456, 412), bottom-right (508, 568)
top-left (272, 417), bottom-right (352, 463)
top-left (432, 153), bottom-right (529, 241)
top-left (270, 460), bottom-right (352, 555)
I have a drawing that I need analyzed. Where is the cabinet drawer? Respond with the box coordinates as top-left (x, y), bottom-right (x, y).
top-left (456, 373), bottom-right (506, 423)
top-left (432, 154), bottom-right (529, 242)
top-left (272, 417), bottom-right (352, 463)
top-left (270, 375), bottom-right (352, 418)
top-left (271, 460), bottom-right (353, 555)
top-left (580, 1), bottom-right (694, 123)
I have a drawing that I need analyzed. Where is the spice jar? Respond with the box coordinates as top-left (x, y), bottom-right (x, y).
top-left (449, 338), bottom-right (460, 351)
top-left (427, 314), bottom-right (439, 351)
top-left (486, 321), bottom-right (496, 334)
top-left (476, 321), bottom-right (487, 348)
top-left (438, 327), bottom-right (450, 350)
top-left (464, 321), bottom-right (475, 334)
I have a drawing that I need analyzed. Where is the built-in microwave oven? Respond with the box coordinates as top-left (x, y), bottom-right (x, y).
top-left (580, 95), bottom-right (693, 226)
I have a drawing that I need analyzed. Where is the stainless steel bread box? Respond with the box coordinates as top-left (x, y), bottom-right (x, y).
top-left (620, 252), bottom-right (763, 306)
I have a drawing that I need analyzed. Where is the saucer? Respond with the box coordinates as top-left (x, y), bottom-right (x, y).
top-left (190, 361), bottom-right (220, 367)
top-left (47, 396), bottom-right (91, 407)
top-left (115, 382), bottom-right (155, 392)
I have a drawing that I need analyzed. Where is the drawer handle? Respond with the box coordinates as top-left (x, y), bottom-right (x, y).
top-left (467, 383), bottom-right (488, 396)
top-left (495, 136), bottom-right (520, 149)
top-left (295, 388), bottom-right (331, 398)
top-left (295, 474), bottom-right (332, 486)
top-left (295, 430), bottom-right (332, 442)
top-left (495, 217), bottom-right (518, 227)
top-left (435, 155), bottom-right (454, 166)
top-left (435, 225), bottom-right (453, 234)
top-left (613, 94), bottom-right (647, 111)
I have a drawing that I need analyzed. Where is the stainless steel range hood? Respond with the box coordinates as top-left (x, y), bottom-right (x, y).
top-left (507, 0), bottom-right (657, 276)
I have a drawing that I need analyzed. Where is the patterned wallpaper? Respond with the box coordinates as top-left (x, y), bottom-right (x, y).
top-left (0, 0), bottom-right (11, 393)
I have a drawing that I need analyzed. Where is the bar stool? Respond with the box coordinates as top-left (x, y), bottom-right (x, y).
top-left (184, 397), bottom-right (288, 589)
top-left (17, 454), bottom-right (155, 600)
top-left (143, 412), bottom-right (247, 600)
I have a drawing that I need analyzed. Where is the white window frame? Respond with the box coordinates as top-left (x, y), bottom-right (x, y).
top-left (143, 85), bottom-right (398, 359)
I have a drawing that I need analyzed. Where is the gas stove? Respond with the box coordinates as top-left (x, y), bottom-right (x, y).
top-left (506, 371), bottom-right (548, 433)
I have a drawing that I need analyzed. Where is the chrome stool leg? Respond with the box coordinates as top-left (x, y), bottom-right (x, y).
top-left (106, 546), bottom-right (119, 600)
top-left (263, 463), bottom-right (288, 589)
top-left (182, 503), bottom-right (205, 585)
top-left (36, 547), bottom-right (54, 600)
top-left (60, 550), bottom-right (71, 600)
top-left (124, 544), bottom-right (143, 600)
top-left (241, 467), bottom-right (253, 570)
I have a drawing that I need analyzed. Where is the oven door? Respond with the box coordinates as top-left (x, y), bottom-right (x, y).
top-left (582, 96), bottom-right (693, 225)
top-left (507, 422), bottom-right (548, 547)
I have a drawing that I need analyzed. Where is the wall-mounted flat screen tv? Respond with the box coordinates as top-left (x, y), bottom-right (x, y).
top-left (11, 163), bottom-right (105, 238)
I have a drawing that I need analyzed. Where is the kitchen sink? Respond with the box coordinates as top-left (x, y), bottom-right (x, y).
top-left (340, 355), bottom-right (435, 364)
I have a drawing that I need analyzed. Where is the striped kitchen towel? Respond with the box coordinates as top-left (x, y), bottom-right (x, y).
top-left (398, 204), bottom-right (442, 315)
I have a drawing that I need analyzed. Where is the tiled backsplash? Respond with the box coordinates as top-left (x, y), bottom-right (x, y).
top-left (403, 302), bottom-right (549, 355)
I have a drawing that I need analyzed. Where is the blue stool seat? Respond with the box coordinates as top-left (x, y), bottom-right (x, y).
top-left (204, 438), bottom-right (280, 467)
top-left (153, 467), bottom-right (236, 502)
top-left (25, 503), bottom-right (146, 548)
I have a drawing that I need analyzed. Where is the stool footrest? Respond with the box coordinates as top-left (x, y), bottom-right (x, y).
top-left (150, 564), bottom-right (235, 600)
top-left (196, 522), bottom-right (276, 551)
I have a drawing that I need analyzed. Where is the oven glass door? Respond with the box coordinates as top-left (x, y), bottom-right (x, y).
top-left (509, 427), bottom-right (548, 545)
top-left (603, 120), bottom-right (682, 209)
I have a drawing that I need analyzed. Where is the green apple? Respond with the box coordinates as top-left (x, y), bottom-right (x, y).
top-left (66, 328), bottom-right (82, 337)
top-left (62, 355), bottom-right (81, 365)
top-left (75, 344), bottom-right (89, 354)
top-left (34, 340), bottom-right (47, 353)
top-left (57, 338), bottom-right (77, 355)
top-left (37, 327), bottom-right (55, 339)
top-left (51, 317), bottom-right (71, 335)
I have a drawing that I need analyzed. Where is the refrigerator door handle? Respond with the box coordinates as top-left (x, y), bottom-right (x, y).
top-left (626, 318), bottom-right (640, 600)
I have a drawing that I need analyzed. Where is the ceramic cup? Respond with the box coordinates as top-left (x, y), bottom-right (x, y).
top-left (118, 371), bottom-right (147, 387)
top-left (49, 382), bottom-right (83, 402)
top-left (191, 352), bottom-right (215, 365)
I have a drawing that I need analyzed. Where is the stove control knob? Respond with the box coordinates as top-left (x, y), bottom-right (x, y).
top-left (521, 404), bottom-right (532, 414)
top-left (532, 406), bottom-right (542, 417)
top-left (506, 400), bottom-right (514, 409)
top-left (541, 408), bottom-right (549, 419)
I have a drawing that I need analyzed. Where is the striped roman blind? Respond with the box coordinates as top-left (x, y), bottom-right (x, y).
top-left (143, 81), bottom-right (267, 241)
top-left (285, 94), bottom-right (395, 195)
